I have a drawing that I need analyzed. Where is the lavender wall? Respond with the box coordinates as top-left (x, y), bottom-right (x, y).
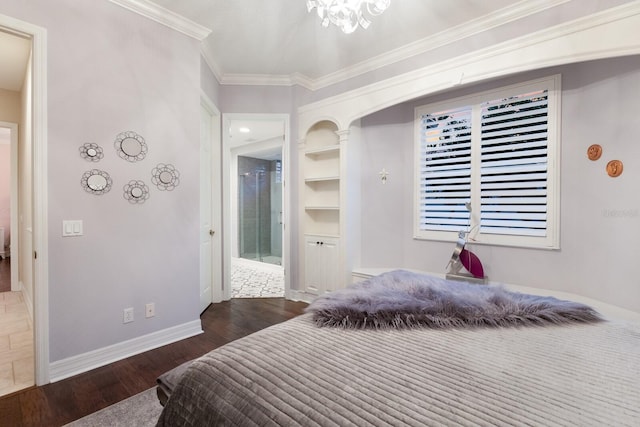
top-left (359, 56), bottom-right (640, 313)
top-left (200, 56), bottom-right (220, 105)
top-left (0, 0), bottom-right (202, 361)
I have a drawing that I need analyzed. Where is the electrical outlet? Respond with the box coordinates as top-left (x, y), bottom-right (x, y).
top-left (123, 307), bottom-right (134, 324)
top-left (145, 303), bottom-right (155, 318)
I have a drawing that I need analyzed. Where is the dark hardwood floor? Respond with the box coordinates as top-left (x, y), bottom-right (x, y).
top-left (0, 257), bottom-right (10, 293)
top-left (0, 298), bottom-right (308, 426)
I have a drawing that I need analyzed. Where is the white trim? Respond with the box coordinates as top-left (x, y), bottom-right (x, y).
top-left (412, 75), bottom-right (561, 250)
top-left (31, 19), bottom-right (49, 388)
top-left (49, 321), bottom-right (203, 383)
top-left (200, 46), bottom-right (223, 84)
top-left (306, 0), bottom-right (571, 91)
top-left (286, 288), bottom-right (314, 304)
top-left (212, 0), bottom-right (570, 90)
top-left (108, 0), bottom-right (211, 40)
top-left (0, 12), bottom-right (50, 387)
top-left (200, 93), bottom-right (223, 304)
top-left (222, 113), bottom-right (291, 302)
top-left (298, 1), bottom-right (640, 133)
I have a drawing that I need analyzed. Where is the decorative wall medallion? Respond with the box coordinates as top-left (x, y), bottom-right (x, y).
top-left (151, 163), bottom-right (180, 191)
top-left (606, 160), bottom-right (623, 177)
top-left (81, 169), bottom-right (112, 195)
top-left (587, 144), bottom-right (602, 161)
top-left (79, 143), bottom-right (104, 162)
top-left (123, 180), bottom-right (150, 204)
top-left (114, 131), bottom-right (147, 162)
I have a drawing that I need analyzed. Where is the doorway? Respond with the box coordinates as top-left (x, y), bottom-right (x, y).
top-left (0, 16), bottom-right (49, 387)
top-left (237, 154), bottom-right (283, 266)
top-left (222, 114), bottom-right (290, 300)
top-left (0, 27), bottom-right (34, 396)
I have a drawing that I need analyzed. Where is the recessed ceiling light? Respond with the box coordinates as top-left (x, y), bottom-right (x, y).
top-left (238, 127), bottom-right (251, 133)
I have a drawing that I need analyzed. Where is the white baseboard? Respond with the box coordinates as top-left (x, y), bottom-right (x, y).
top-left (49, 320), bottom-right (203, 382)
top-left (287, 289), bottom-right (314, 304)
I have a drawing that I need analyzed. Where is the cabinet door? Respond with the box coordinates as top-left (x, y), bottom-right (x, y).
top-left (320, 238), bottom-right (339, 292)
top-left (304, 237), bottom-right (323, 295)
top-left (304, 236), bottom-right (340, 295)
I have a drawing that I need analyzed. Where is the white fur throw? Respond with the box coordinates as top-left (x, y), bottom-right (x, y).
top-left (306, 270), bottom-right (602, 329)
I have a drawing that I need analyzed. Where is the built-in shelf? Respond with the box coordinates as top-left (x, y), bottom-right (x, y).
top-left (305, 144), bottom-right (340, 157)
top-left (302, 120), bottom-right (343, 293)
top-left (305, 176), bottom-right (340, 182)
top-left (305, 206), bottom-right (340, 211)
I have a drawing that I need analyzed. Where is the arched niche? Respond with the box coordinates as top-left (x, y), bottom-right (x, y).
top-left (303, 120), bottom-right (340, 149)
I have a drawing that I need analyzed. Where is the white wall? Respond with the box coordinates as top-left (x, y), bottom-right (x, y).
top-left (359, 56), bottom-right (640, 313)
top-left (0, 0), bottom-right (202, 362)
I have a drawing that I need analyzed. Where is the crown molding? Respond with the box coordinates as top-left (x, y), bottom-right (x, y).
top-left (308, 0), bottom-right (571, 90)
top-left (109, 0), bottom-right (211, 40)
top-left (298, 0), bottom-right (640, 132)
top-left (200, 45), bottom-right (223, 83)
top-left (214, 0), bottom-right (570, 90)
top-left (220, 73), bottom-right (296, 87)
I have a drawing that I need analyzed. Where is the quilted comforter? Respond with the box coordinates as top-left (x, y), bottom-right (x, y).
top-left (156, 310), bottom-right (640, 426)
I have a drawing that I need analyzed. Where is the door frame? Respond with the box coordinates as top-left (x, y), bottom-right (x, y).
top-left (0, 13), bottom-right (49, 385)
top-left (0, 121), bottom-right (19, 292)
top-left (221, 113), bottom-right (290, 300)
top-left (200, 93), bottom-right (223, 304)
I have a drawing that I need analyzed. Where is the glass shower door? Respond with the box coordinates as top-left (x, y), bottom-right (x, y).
top-left (238, 156), bottom-right (282, 266)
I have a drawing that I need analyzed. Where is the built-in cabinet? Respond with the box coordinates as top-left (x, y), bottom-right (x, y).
top-left (304, 236), bottom-right (339, 294)
top-left (299, 120), bottom-right (360, 298)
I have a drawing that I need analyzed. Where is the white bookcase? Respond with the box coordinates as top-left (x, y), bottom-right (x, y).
top-left (299, 120), bottom-right (361, 297)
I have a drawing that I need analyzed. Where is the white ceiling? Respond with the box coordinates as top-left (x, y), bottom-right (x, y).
top-left (141, 0), bottom-right (540, 86)
top-left (0, 1), bottom-right (572, 144)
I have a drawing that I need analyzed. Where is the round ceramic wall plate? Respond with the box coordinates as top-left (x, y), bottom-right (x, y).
top-left (587, 144), bottom-right (602, 161)
top-left (606, 160), bottom-right (623, 177)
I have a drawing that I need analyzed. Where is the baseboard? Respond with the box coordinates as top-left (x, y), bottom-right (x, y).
top-left (287, 289), bottom-right (314, 304)
top-left (49, 319), bottom-right (203, 382)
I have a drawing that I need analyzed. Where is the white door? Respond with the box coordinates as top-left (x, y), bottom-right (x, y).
top-left (199, 102), bottom-right (214, 313)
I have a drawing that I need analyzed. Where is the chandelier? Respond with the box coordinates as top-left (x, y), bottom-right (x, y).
top-left (307, 0), bottom-right (391, 34)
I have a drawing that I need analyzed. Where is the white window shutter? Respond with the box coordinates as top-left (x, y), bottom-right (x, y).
top-left (418, 106), bottom-right (472, 232)
top-left (479, 90), bottom-right (549, 237)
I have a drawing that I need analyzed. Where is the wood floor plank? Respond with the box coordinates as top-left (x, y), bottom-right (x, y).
top-left (0, 298), bottom-right (307, 426)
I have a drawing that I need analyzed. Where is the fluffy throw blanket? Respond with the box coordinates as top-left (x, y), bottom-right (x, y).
top-left (306, 270), bottom-right (602, 329)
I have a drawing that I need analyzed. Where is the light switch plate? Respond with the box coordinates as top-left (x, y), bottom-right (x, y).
top-left (62, 220), bottom-right (83, 237)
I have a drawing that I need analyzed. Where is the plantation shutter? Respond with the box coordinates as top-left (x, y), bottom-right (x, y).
top-left (418, 106), bottom-right (472, 232)
top-left (479, 90), bottom-right (549, 237)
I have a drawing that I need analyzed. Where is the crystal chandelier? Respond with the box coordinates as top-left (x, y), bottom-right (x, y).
top-left (307, 0), bottom-right (391, 34)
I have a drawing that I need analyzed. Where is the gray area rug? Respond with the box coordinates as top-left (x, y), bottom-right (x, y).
top-left (65, 387), bottom-right (161, 427)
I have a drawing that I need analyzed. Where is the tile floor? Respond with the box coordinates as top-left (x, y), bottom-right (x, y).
top-left (231, 257), bottom-right (285, 298)
top-left (0, 291), bottom-right (34, 396)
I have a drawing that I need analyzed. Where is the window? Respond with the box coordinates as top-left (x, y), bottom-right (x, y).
top-left (414, 75), bottom-right (560, 249)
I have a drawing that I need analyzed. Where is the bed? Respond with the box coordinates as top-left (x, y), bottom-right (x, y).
top-left (156, 271), bottom-right (640, 426)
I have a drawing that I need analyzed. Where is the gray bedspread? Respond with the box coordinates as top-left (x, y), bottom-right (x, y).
top-left (157, 313), bottom-right (640, 426)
